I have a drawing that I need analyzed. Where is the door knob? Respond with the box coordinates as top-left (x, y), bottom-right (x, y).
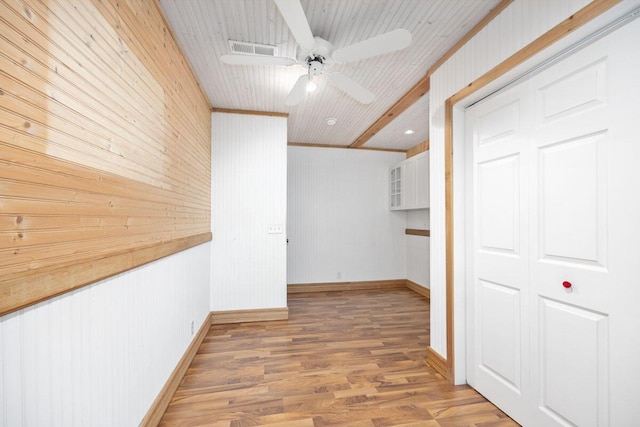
top-left (562, 281), bottom-right (572, 289)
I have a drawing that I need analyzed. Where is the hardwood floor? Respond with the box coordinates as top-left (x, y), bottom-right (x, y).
top-left (158, 289), bottom-right (518, 426)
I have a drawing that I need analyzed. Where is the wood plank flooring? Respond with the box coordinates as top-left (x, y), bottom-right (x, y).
top-left (158, 289), bottom-right (518, 426)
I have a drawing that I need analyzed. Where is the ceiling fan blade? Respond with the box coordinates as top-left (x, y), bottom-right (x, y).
top-left (220, 54), bottom-right (297, 67)
top-left (329, 72), bottom-right (375, 105)
top-left (332, 29), bottom-right (412, 64)
top-left (285, 75), bottom-right (309, 106)
top-left (273, 0), bottom-right (316, 51)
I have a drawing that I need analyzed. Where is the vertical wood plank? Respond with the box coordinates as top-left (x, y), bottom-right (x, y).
top-left (0, 0), bottom-right (212, 315)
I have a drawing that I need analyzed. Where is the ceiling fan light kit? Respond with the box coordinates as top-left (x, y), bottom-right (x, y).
top-left (220, 0), bottom-right (412, 107)
top-left (305, 80), bottom-right (317, 92)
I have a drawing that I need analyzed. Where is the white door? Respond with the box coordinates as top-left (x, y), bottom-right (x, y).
top-left (465, 80), bottom-right (531, 422)
top-left (466, 17), bottom-right (640, 427)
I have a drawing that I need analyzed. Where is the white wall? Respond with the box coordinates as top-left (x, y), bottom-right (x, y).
top-left (0, 243), bottom-right (211, 427)
top-left (210, 112), bottom-right (288, 311)
top-left (428, 0), bottom-right (639, 381)
top-left (407, 210), bottom-right (430, 288)
top-left (287, 146), bottom-right (406, 284)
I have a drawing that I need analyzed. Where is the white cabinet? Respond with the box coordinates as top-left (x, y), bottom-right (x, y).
top-left (415, 152), bottom-right (429, 208)
top-left (389, 151), bottom-right (429, 210)
top-left (390, 164), bottom-right (402, 208)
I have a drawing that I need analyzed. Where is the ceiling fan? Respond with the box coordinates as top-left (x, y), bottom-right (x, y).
top-left (220, 0), bottom-right (412, 106)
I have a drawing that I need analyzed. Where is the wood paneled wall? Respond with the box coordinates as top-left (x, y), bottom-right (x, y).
top-left (0, 0), bottom-right (212, 315)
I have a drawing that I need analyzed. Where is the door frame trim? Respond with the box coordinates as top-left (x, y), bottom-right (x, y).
top-left (438, 0), bottom-right (625, 383)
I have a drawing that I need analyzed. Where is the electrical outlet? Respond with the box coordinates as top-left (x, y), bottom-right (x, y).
top-left (267, 224), bottom-right (284, 234)
top-left (190, 320), bottom-right (194, 336)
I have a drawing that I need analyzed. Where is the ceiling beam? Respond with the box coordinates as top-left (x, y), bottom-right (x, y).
top-left (212, 108), bottom-right (289, 118)
top-left (349, 0), bottom-right (514, 149)
top-left (288, 142), bottom-right (405, 153)
top-left (349, 76), bottom-right (429, 148)
top-left (406, 140), bottom-right (429, 158)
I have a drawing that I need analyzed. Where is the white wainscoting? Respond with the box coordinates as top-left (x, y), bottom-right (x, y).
top-left (287, 146), bottom-right (406, 285)
top-left (210, 112), bottom-right (288, 311)
top-left (407, 210), bottom-right (430, 289)
top-left (0, 243), bottom-right (211, 427)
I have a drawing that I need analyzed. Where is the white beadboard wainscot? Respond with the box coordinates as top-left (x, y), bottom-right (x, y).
top-left (407, 210), bottom-right (430, 289)
top-left (287, 146), bottom-right (406, 285)
top-left (210, 112), bottom-right (288, 311)
top-left (0, 243), bottom-right (211, 426)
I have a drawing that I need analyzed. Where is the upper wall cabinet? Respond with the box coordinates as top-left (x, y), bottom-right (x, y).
top-left (389, 151), bottom-right (429, 210)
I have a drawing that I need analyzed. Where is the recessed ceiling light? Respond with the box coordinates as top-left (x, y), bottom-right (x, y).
top-left (404, 129), bottom-right (415, 135)
top-left (326, 118), bottom-right (337, 126)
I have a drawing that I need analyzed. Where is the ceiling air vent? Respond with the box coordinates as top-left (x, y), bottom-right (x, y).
top-left (228, 40), bottom-right (278, 57)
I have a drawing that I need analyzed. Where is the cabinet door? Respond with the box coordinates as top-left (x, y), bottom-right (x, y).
top-left (390, 165), bottom-right (402, 209)
top-left (415, 152), bottom-right (429, 208)
top-left (389, 155), bottom-right (429, 211)
top-left (404, 159), bottom-right (417, 208)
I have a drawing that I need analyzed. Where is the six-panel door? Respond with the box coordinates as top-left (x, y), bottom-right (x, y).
top-left (466, 17), bottom-right (640, 426)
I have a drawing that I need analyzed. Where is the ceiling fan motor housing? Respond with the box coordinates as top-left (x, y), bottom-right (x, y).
top-left (307, 55), bottom-right (325, 77)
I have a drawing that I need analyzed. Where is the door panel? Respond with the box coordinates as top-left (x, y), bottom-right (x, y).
top-left (537, 132), bottom-right (607, 267)
top-left (478, 155), bottom-right (520, 254)
top-left (477, 100), bottom-right (521, 146)
top-left (479, 280), bottom-right (521, 392)
top-left (537, 59), bottom-right (606, 122)
top-left (538, 298), bottom-right (609, 427)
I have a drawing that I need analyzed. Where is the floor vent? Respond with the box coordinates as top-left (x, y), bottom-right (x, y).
top-left (228, 40), bottom-right (278, 57)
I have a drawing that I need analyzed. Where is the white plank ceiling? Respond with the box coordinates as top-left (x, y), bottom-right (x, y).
top-left (159, 0), bottom-right (501, 150)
